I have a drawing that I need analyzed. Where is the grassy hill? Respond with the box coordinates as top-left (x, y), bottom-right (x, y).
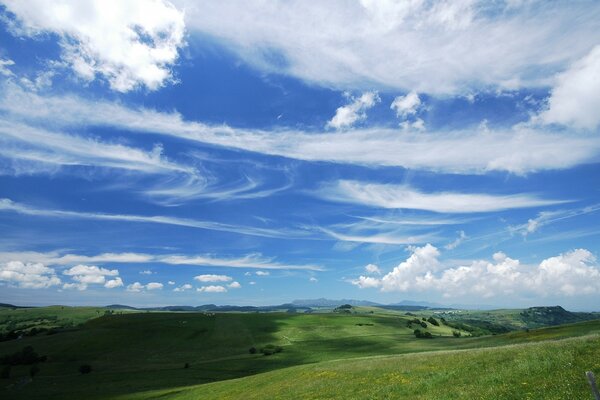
top-left (0, 306), bottom-right (599, 399)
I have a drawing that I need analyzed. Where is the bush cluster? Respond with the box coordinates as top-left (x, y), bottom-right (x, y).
top-left (413, 329), bottom-right (433, 339)
top-left (260, 344), bottom-right (283, 356)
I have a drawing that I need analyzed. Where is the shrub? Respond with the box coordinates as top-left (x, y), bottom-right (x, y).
top-left (452, 330), bottom-right (462, 338)
top-left (0, 346), bottom-right (46, 366)
top-left (427, 317), bottom-right (439, 326)
top-left (184, 363), bottom-right (190, 369)
top-left (414, 329), bottom-right (433, 339)
top-left (249, 347), bottom-right (257, 354)
top-left (29, 365), bottom-right (40, 378)
top-left (260, 344), bottom-right (283, 356)
top-left (79, 364), bottom-right (92, 374)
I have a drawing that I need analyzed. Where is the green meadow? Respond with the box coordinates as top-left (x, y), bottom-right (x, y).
top-left (0, 306), bottom-right (599, 399)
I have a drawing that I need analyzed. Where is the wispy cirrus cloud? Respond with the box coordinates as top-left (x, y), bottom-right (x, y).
top-left (0, 250), bottom-right (323, 271)
top-left (315, 180), bottom-right (565, 213)
top-left (2, 84), bottom-right (600, 175)
top-left (0, 198), bottom-right (308, 239)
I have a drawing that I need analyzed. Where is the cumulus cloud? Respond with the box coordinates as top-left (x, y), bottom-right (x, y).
top-left (62, 264), bottom-right (120, 290)
top-left (317, 180), bottom-right (564, 213)
top-left (540, 45), bottom-right (600, 130)
top-left (194, 274), bottom-right (232, 283)
top-left (0, 261), bottom-right (61, 289)
top-left (197, 285), bottom-right (227, 293)
top-left (309, 277), bottom-right (318, 283)
top-left (2, 0), bottom-right (186, 92)
top-left (104, 277), bottom-right (123, 289)
top-left (364, 264), bottom-right (381, 275)
top-left (351, 244), bottom-right (600, 299)
top-left (391, 92), bottom-right (422, 118)
top-left (327, 91), bottom-right (380, 129)
top-left (227, 281), bottom-right (241, 289)
top-left (126, 281), bottom-right (162, 291)
top-left (173, 283), bottom-right (192, 292)
top-left (255, 271), bottom-right (270, 276)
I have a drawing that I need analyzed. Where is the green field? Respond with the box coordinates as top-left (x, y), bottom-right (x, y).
top-left (0, 306), bottom-right (599, 399)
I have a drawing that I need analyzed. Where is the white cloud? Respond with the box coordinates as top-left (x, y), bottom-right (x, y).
top-left (62, 264), bottom-right (119, 290)
top-left (126, 281), bottom-right (162, 291)
top-left (2, 0), bottom-right (186, 92)
top-left (146, 282), bottom-right (163, 290)
top-left (540, 45), bottom-right (600, 130)
top-left (390, 91), bottom-right (421, 118)
top-left (512, 204), bottom-right (600, 237)
top-left (0, 198), bottom-right (307, 240)
top-left (255, 271), bottom-right (270, 276)
top-left (194, 274), bottom-right (232, 283)
top-left (445, 230), bottom-right (467, 250)
top-left (179, 1), bottom-right (600, 94)
top-left (317, 180), bottom-right (564, 213)
top-left (167, 280), bottom-right (175, 285)
top-left (249, 281), bottom-right (256, 285)
top-left (228, 281), bottom-right (241, 289)
top-left (139, 270), bottom-right (154, 275)
top-left (0, 260), bottom-right (61, 289)
top-left (0, 248), bottom-right (323, 272)
top-left (173, 283), bottom-right (192, 292)
top-left (351, 244), bottom-right (600, 299)
top-left (197, 285), bottom-right (227, 293)
top-left (104, 277), bottom-right (123, 289)
top-left (327, 91), bottom-right (380, 129)
top-left (0, 58), bottom-right (15, 76)
top-left (2, 85), bottom-right (600, 174)
top-left (364, 263), bottom-right (381, 275)
top-left (309, 276), bottom-right (318, 283)
top-left (126, 282), bottom-right (145, 292)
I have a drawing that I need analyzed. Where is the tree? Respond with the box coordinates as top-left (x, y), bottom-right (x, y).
top-left (184, 363), bottom-right (190, 369)
top-left (452, 330), bottom-right (461, 338)
top-left (249, 347), bottom-right (257, 354)
top-left (79, 364), bottom-right (92, 374)
top-left (427, 317), bottom-right (439, 326)
top-left (29, 365), bottom-right (40, 378)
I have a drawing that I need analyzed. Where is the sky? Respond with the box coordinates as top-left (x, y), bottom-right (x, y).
top-left (0, 0), bottom-right (599, 310)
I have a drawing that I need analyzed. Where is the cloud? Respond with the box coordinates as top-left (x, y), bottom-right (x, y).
top-left (228, 281), bottom-right (241, 289)
top-left (364, 263), bottom-right (381, 275)
top-left (309, 277), bottom-right (318, 283)
top-left (317, 180), bottom-right (564, 213)
top-left (2, 85), bottom-right (600, 174)
top-left (167, 280), bottom-right (176, 285)
top-left (255, 271), bottom-right (270, 276)
top-left (126, 282), bottom-right (144, 292)
top-left (180, 1), bottom-right (600, 94)
top-left (0, 260), bottom-right (61, 288)
top-left (139, 270), bottom-right (154, 275)
top-left (104, 277), bottom-right (124, 289)
top-left (540, 45), bottom-right (600, 130)
top-left (319, 227), bottom-right (436, 245)
top-left (127, 281), bottom-right (162, 291)
top-left (390, 91), bottom-right (422, 118)
top-left (0, 198), bottom-right (307, 240)
top-left (173, 283), bottom-right (192, 292)
top-left (2, 0), bottom-right (186, 91)
top-left (0, 249), bottom-right (323, 271)
top-left (351, 244), bottom-right (600, 299)
top-left (146, 282), bottom-right (163, 290)
top-left (62, 264), bottom-right (120, 290)
top-left (327, 91), bottom-right (380, 129)
top-left (0, 58), bottom-right (15, 77)
top-left (194, 274), bottom-right (232, 283)
top-left (197, 285), bottom-right (227, 293)
top-left (512, 204), bottom-right (600, 237)
top-left (445, 230), bottom-right (467, 250)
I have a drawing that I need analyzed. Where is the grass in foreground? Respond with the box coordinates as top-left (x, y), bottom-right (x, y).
top-left (121, 334), bottom-right (600, 400)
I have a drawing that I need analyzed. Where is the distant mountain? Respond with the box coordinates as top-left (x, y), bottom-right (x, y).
top-left (106, 304), bottom-right (138, 310)
top-left (0, 303), bottom-right (21, 308)
top-left (519, 306), bottom-right (598, 327)
top-left (292, 298), bottom-right (381, 307)
top-left (390, 300), bottom-right (446, 308)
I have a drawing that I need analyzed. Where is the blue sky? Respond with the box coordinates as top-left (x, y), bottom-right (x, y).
top-left (1, 1), bottom-right (600, 310)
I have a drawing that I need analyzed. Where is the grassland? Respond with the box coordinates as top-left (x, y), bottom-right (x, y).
top-left (0, 306), bottom-right (599, 399)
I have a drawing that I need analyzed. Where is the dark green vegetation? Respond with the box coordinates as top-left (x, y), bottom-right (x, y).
top-left (0, 305), bottom-right (598, 399)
